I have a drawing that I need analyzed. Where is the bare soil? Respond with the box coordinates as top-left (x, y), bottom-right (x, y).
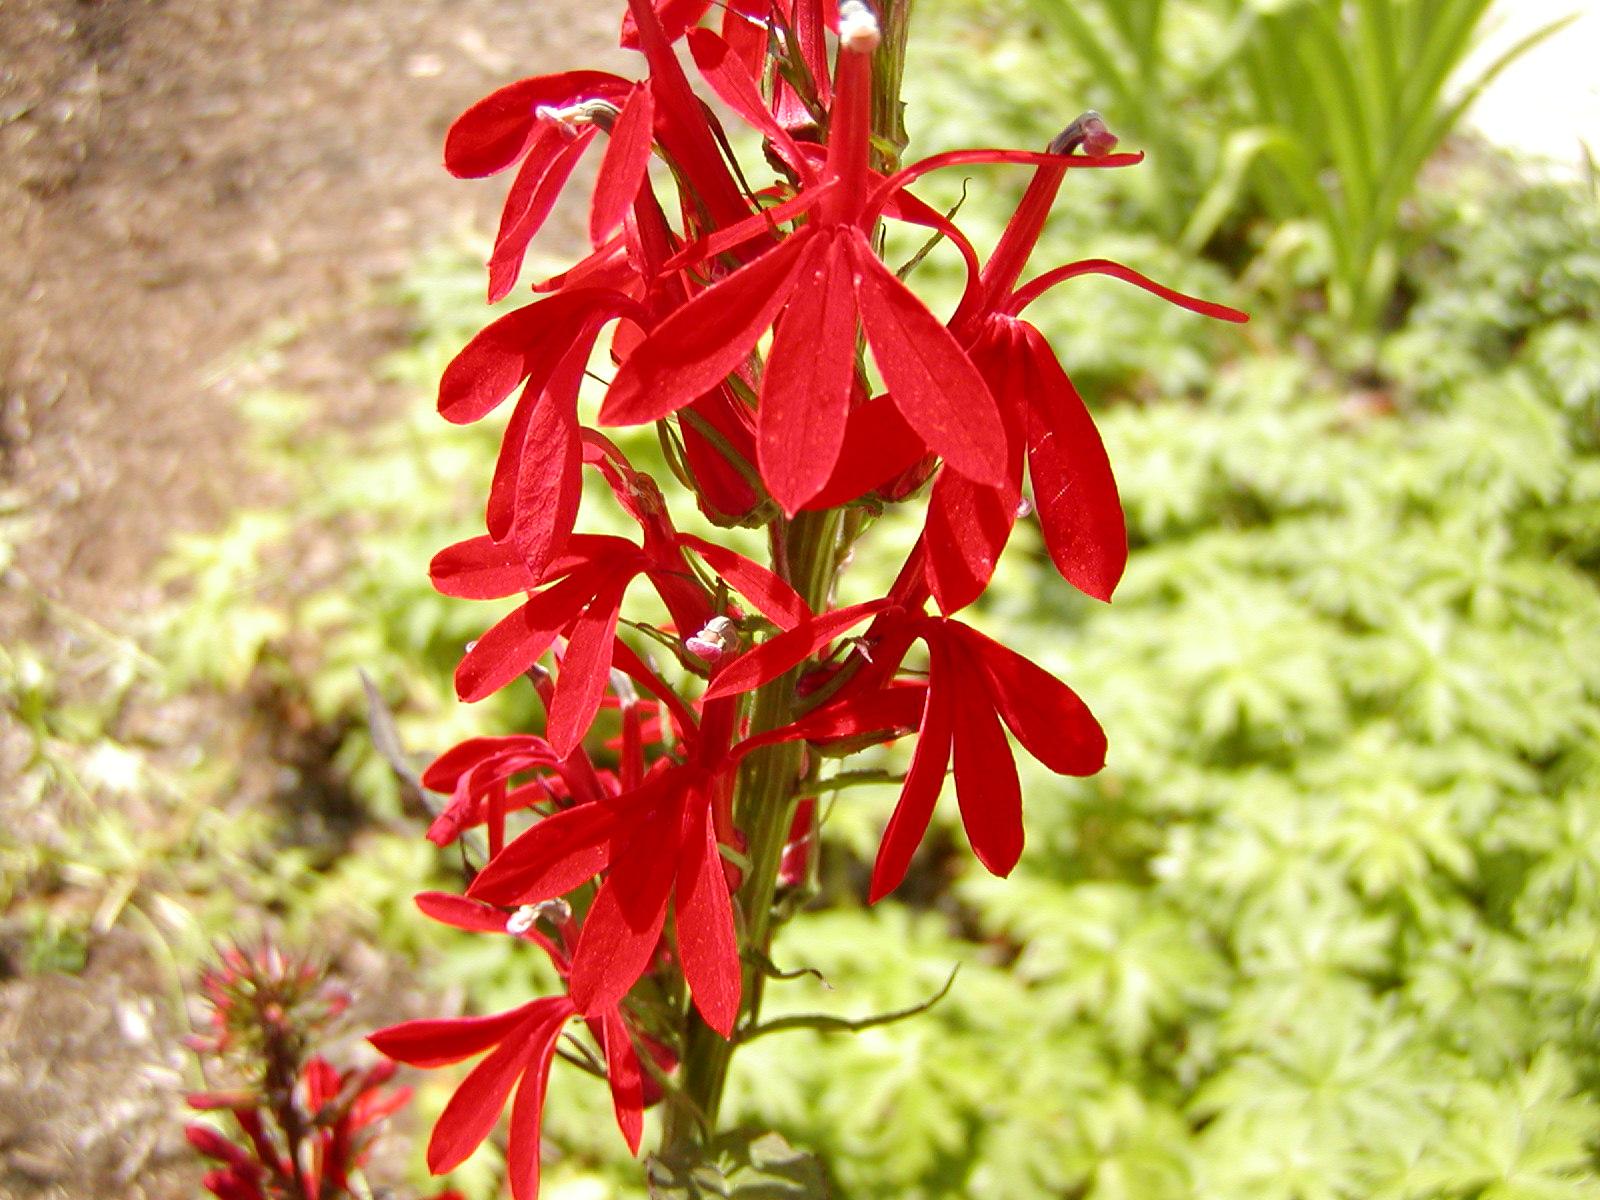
top-left (0, 2), bottom-right (611, 1195)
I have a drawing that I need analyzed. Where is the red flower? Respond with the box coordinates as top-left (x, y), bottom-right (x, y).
top-left (369, 895), bottom-right (657, 1200)
top-left (467, 761), bottom-right (742, 1037)
top-left (707, 602), bottom-right (1105, 900)
top-left (600, 31), bottom-right (1012, 515)
top-left (917, 118), bottom-right (1249, 612)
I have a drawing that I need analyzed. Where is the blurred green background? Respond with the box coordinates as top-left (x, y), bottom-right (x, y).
top-left (4, 1), bottom-right (1599, 1197)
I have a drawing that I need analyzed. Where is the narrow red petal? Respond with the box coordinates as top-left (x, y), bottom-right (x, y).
top-left (758, 231), bottom-right (858, 514)
top-left (601, 233), bottom-right (810, 426)
top-left (421, 736), bottom-right (551, 791)
top-left (439, 290), bottom-right (617, 426)
top-left (454, 567), bottom-right (604, 704)
top-left (924, 464), bottom-right (1021, 616)
top-left (368, 1000), bottom-right (540, 1070)
top-left (546, 579), bottom-right (632, 758)
top-left (488, 382), bottom-right (538, 543)
top-left (430, 536), bottom-right (538, 600)
top-left (957, 622), bottom-right (1106, 776)
top-left (1008, 258), bottom-right (1250, 323)
top-left (802, 392), bottom-right (928, 510)
top-left (702, 599), bottom-right (890, 701)
top-left (868, 665), bottom-right (955, 903)
top-left (848, 236), bottom-right (1007, 488)
top-left (661, 182), bottom-right (832, 273)
top-left (598, 1009), bottom-right (645, 1153)
top-left (676, 533), bottom-right (811, 629)
top-left (674, 793), bottom-right (741, 1037)
top-left (1018, 322), bottom-right (1127, 602)
top-left (511, 367), bottom-right (586, 579)
top-left (731, 683), bottom-right (927, 764)
top-left (863, 148), bottom-right (1145, 228)
top-left (488, 128), bottom-right (562, 302)
top-left (589, 87), bottom-right (655, 247)
top-left (946, 639), bottom-right (1025, 877)
top-left (465, 781), bottom-right (656, 905)
top-left (620, 0), bottom-right (714, 47)
top-left (610, 637), bottom-right (700, 739)
top-left (502, 1007), bottom-right (573, 1200)
top-left (688, 28), bottom-right (811, 180)
top-left (445, 71), bottom-right (627, 178)
top-left (488, 128), bottom-right (597, 302)
top-left (414, 891), bottom-right (516, 935)
top-left (567, 790), bottom-right (683, 1012)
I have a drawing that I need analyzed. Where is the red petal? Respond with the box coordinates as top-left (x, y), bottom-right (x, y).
top-left (1008, 258), bottom-right (1250, 323)
top-left (439, 290), bottom-right (619, 426)
top-left (487, 128), bottom-right (561, 302)
top-left (924, 465), bottom-right (1021, 616)
top-left (758, 231), bottom-right (858, 514)
top-left (680, 386), bottom-right (760, 521)
top-left (546, 579), bottom-right (632, 757)
top-left (732, 683), bottom-right (927, 764)
top-left (369, 1001), bottom-right (542, 1070)
top-left (676, 533), bottom-right (810, 629)
top-left (414, 891), bottom-right (515, 935)
top-left (430, 536), bottom-right (537, 600)
top-left (957, 622), bottom-right (1106, 776)
top-left (1018, 322), bottom-right (1126, 602)
top-left (487, 383), bottom-right (538, 543)
top-left (601, 233), bottom-right (810, 426)
top-left (661, 183), bottom-right (832, 273)
top-left (512, 368), bottom-right (586, 580)
top-left (946, 639), bottom-right (1024, 876)
top-left (422, 737), bottom-right (553, 792)
top-left (702, 599), bottom-right (890, 701)
top-left (598, 1009), bottom-right (645, 1153)
top-left (445, 71), bottom-right (627, 178)
top-left (688, 28), bottom-right (811, 180)
top-left (488, 128), bottom-right (597, 303)
top-left (610, 637), bottom-right (700, 739)
top-left (802, 391), bottom-right (928, 510)
top-left (863, 148), bottom-right (1145, 228)
top-left (847, 235), bottom-right (1007, 488)
top-left (465, 787), bottom-right (644, 905)
top-left (590, 87), bottom-right (656, 247)
top-left (454, 567), bottom-right (605, 703)
top-left (868, 663), bottom-right (955, 902)
top-left (502, 1008), bottom-right (573, 1200)
top-left (674, 793), bottom-right (741, 1037)
top-left (620, 0), bottom-right (714, 47)
top-left (567, 789), bottom-right (684, 1012)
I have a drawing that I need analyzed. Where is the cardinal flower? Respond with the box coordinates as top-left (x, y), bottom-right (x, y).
top-left (707, 601), bottom-right (1105, 900)
top-left (369, 892), bottom-right (662, 1200)
top-left (914, 115), bottom-right (1250, 613)
top-left (467, 760), bottom-right (742, 1036)
top-left (372, 994), bottom-right (641, 1200)
top-left (600, 18), bottom-right (1011, 515)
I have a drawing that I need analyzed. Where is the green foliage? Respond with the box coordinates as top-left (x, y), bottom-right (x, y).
top-left (969, 0), bottom-right (1570, 343)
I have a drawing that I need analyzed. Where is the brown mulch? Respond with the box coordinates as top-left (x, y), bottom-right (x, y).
top-left (0, 2), bottom-right (612, 1196)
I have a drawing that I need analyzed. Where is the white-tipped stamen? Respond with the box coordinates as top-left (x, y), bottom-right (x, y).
top-left (535, 98), bottom-right (621, 133)
top-left (839, 1), bottom-right (881, 53)
top-left (686, 615), bottom-right (740, 664)
top-left (505, 905), bottom-right (540, 935)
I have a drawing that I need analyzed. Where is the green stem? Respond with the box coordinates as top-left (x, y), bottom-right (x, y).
top-left (662, 511), bottom-right (841, 1155)
top-left (656, 2), bottom-right (915, 1163)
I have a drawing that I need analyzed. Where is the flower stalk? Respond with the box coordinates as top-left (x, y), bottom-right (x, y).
top-left (369, 2), bottom-right (1245, 1195)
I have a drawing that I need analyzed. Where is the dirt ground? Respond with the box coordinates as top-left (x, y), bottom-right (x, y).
top-left (0, 2), bottom-right (610, 1195)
